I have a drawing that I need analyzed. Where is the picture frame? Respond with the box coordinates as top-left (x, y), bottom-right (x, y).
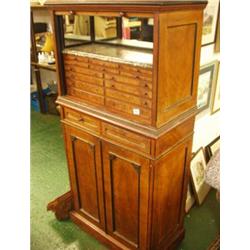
top-left (202, 0), bottom-right (220, 46)
top-left (211, 61), bottom-right (220, 114)
top-left (190, 148), bottom-right (211, 205)
top-left (197, 61), bottom-right (218, 113)
top-left (214, 8), bottom-right (220, 53)
top-left (185, 182), bottom-right (195, 213)
top-left (205, 136), bottom-right (220, 163)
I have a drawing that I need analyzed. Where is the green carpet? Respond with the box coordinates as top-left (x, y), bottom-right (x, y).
top-left (31, 110), bottom-right (220, 250)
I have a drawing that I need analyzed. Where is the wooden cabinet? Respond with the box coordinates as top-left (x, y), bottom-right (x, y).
top-left (46, 0), bottom-right (207, 249)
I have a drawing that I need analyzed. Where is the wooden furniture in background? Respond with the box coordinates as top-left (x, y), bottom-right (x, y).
top-left (31, 4), bottom-right (57, 113)
top-left (46, 0), bottom-right (207, 249)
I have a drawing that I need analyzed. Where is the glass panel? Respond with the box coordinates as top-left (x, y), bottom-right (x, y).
top-left (104, 16), bottom-right (154, 49)
top-left (94, 16), bottom-right (117, 41)
top-left (63, 14), bottom-right (91, 47)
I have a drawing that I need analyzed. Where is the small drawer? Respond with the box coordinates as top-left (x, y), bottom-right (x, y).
top-left (105, 80), bottom-right (152, 99)
top-left (67, 87), bottom-right (105, 106)
top-left (65, 71), bottom-right (104, 86)
top-left (64, 108), bottom-right (101, 134)
top-left (120, 64), bottom-right (152, 76)
top-left (106, 98), bottom-right (152, 121)
top-left (65, 65), bottom-right (104, 79)
top-left (102, 122), bottom-right (151, 154)
top-left (120, 70), bottom-right (152, 82)
top-left (66, 78), bottom-right (104, 95)
top-left (64, 54), bottom-right (89, 63)
top-left (64, 60), bottom-right (89, 69)
top-left (106, 88), bottom-right (152, 109)
top-left (105, 73), bottom-right (152, 88)
top-left (89, 58), bottom-right (119, 69)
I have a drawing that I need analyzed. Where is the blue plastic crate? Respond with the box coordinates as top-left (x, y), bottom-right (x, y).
top-left (31, 87), bottom-right (50, 112)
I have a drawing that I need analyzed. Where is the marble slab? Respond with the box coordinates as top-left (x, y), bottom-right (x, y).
top-left (63, 43), bottom-right (153, 68)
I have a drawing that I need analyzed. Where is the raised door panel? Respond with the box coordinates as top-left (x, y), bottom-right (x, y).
top-left (102, 142), bottom-right (151, 249)
top-left (151, 138), bottom-right (192, 249)
top-left (157, 10), bottom-right (203, 127)
top-left (64, 125), bottom-right (105, 229)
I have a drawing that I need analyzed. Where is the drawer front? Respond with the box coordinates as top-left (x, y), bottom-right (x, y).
top-left (106, 88), bottom-right (152, 109)
top-left (65, 65), bottom-right (104, 79)
top-left (102, 122), bottom-right (151, 154)
top-left (65, 71), bottom-right (104, 86)
top-left (120, 64), bottom-right (152, 76)
top-left (64, 108), bottom-right (101, 134)
top-left (64, 54), bottom-right (89, 63)
top-left (89, 64), bottom-right (119, 75)
top-left (105, 80), bottom-right (152, 99)
top-left (68, 87), bottom-right (105, 106)
top-left (89, 58), bottom-right (119, 69)
top-left (106, 98), bottom-right (152, 123)
top-left (66, 78), bottom-right (104, 95)
top-left (105, 73), bottom-right (152, 88)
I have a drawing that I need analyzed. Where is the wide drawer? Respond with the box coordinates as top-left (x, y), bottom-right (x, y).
top-left (102, 122), bottom-right (151, 154)
top-left (64, 108), bottom-right (101, 134)
top-left (65, 71), bottom-right (104, 86)
top-left (106, 98), bottom-right (152, 125)
top-left (65, 65), bottom-right (104, 79)
top-left (105, 73), bottom-right (152, 88)
top-left (105, 80), bottom-right (152, 99)
top-left (66, 78), bottom-right (104, 95)
top-left (67, 87), bottom-right (105, 106)
top-left (106, 88), bottom-right (152, 109)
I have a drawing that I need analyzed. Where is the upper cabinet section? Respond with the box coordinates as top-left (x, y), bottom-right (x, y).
top-left (50, 3), bottom-right (206, 128)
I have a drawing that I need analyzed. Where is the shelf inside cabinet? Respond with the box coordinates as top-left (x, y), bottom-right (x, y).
top-left (31, 61), bottom-right (57, 71)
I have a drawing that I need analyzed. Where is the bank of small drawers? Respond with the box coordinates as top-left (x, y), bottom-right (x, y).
top-left (64, 54), bottom-right (153, 125)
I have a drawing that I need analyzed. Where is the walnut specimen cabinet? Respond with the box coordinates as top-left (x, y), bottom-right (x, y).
top-left (45, 0), bottom-right (207, 249)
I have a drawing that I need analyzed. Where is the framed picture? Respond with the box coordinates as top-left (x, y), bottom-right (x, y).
top-left (190, 148), bottom-right (211, 205)
top-left (205, 136), bottom-right (220, 162)
top-left (197, 61), bottom-right (217, 112)
top-left (211, 61), bottom-right (220, 114)
top-left (202, 0), bottom-right (220, 46)
top-left (214, 8), bottom-right (220, 53)
top-left (185, 182), bottom-right (195, 213)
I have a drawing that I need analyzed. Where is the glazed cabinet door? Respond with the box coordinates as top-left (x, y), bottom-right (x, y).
top-left (102, 142), bottom-right (151, 250)
top-left (64, 125), bottom-right (105, 230)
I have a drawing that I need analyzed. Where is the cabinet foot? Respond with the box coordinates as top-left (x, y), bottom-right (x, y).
top-left (47, 191), bottom-right (73, 220)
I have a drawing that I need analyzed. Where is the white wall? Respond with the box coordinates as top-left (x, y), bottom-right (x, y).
top-left (192, 44), bottom-right (220, 152)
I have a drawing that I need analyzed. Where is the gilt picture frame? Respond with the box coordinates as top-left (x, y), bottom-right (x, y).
top-left (190, 148), bottom-right (211, 205)
top-left (211, 61), bottom-right (220, 114)
top-left (197, 61), bottom-right (218, 113)
top-left (202, 0), bottom-right (220, 46)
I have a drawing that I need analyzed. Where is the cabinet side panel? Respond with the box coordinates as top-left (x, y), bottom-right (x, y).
top-left (157, 10), bottom-right (203, 127)
top-left (151, 138), bottom-right (192, 248)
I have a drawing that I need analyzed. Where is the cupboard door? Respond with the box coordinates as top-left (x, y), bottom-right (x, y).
top-left (64, 125), bottom-right (105, 229)
top-left (102, 142), bottom-right (151, 249)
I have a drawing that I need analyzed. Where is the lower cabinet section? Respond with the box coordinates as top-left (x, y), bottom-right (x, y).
top-left (63, 123), bottom-right (192, 250)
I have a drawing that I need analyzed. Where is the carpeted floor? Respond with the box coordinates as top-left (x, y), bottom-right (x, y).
top-left (31, 110), bottom-right (220, 250)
